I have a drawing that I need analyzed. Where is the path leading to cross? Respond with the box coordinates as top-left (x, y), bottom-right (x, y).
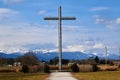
top-left (46, 72), bottom-right (78, 80)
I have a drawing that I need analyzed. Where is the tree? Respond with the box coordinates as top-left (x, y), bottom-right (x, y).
top-left (49, 57), bottom-right (58, 65)
top-left (92, 64), bottom-right (98, 72)
top-left (70, 63), bottom-right (79, 72)
top-left (6, 58), bottom-right (15, 65)
top-left (62, 59), bottom-right (69, 65)
top-left (0, 57), bottom-right (5, 66)
top-left (44, 64), bottom-right (50, 73)
top-left (95, 56), bottom-right (99, 64)
top-left (49, 57), bottom-right (69, 65)
top-left (18, 51), bottom-right (39, 65)
top-left (21, 65), bottom-right (29, 73)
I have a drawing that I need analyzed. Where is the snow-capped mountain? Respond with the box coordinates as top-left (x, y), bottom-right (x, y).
top-left (0, 52), bottom-right (23, 58)
top-left (35, 51), bottom-right (94, 61)
top-left (0, 50), bottom-right (119, 61)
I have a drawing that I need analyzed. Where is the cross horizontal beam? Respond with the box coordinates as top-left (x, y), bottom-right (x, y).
top-left (44, 17), bottom-right (76, 20)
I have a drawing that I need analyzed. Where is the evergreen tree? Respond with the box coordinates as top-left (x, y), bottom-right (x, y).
top-left (70, 63), bottom-right (79, 72)
top-left (21, 65), bottom-right (29, 73)
top-left (95, 56), bottom-right (99, 64)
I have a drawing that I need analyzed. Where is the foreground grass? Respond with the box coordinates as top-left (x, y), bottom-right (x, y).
top-left (0, 72), bottom-right (48, 80)
top-left (73, 71), bottom-right (120, 80)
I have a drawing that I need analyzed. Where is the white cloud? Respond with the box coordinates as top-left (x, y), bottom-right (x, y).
top-left (94, 15), bottom-right (113, 25)
top-left (62, 45), bottom-right (92, 53)
top-left (43, 43), bottom-right (105, 53)
top-left (0, 8), bottom-right (18, 20)
top-left (90, 7), bottom-right (109, 11)
top-left (94, 15), bottom-right (120, 29)
top-left (65, 45), bottom-right (85, 52)
top-left (93, 43), bottom-right (105, 49)
top-left (95, 18), bottom-right (106, 24)
top-left (40, 45), bottom-right (87, 53)
top-left (116, 18), bottom-right (120, 24)
top-left (0, 8), bottom-right (12, 13)
top-left (0, 23), bottom-right (58, 52)
top-left (0, 8), bottom-right (18, 14)
top-left (3, 0), bottom-right (24, 4)
top-left (38, 10), bottom-right (47, 15)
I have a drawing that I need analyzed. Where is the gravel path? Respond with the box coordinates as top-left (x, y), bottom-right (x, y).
top-left (46, 72), bottom-right (78, 80)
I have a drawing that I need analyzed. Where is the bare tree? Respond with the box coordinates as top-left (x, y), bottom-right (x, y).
top-left (0, 57), bottom-right (5, 66)
top-left (17, 51), bottom-right (39, 65)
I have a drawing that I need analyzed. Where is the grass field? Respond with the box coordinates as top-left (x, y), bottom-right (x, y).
top-left (73, 71), bottom-right (120, 80)
top-left (0, 72), bottom-right (48, 80)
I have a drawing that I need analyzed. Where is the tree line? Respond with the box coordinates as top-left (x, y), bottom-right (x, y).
top-left (0, 52), bottom-right (114, 67)
top-left (0, 51), bottom-right (39, 66)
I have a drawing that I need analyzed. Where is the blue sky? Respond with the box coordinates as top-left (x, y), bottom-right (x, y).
top-left (0, 0), bottom-right (120, 54)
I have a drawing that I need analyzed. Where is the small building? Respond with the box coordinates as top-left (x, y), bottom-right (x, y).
top-left (14, 62), bottom-right (21, 66)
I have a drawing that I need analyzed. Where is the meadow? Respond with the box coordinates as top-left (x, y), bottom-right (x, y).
top-left (73, 71), bottom-right (120, 80)
top-left (0, 72), bottom-right (48, 80)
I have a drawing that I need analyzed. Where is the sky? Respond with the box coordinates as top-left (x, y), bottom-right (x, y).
top-left (0, 0), bottom-right (120, 54)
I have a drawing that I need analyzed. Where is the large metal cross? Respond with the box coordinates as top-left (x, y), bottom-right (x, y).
top-left (44, 6), bottom-right (76, 71)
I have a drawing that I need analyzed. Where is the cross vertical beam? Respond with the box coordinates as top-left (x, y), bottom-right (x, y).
top-left (44, 6), bottom-right (76, 71)
top-left (58, 6), bottom-right (62, 71)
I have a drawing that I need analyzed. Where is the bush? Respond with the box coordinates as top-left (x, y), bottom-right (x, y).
top-left (92, 64), bottom-right (98, 72)
top-left (70, 63), bottom-right (79, 72)
top-left (78, 65), bottom-right (93, 72)
top-left (21, 65), bottom-right (29, 73)
top-left (44, 64), bottom-right (50, 73)
top-left (49, 65), bottom-right (59, 70)
top-left (50, 65), bottom-right (70, 70)
top-left (119, 65), bottom-right (120, 68)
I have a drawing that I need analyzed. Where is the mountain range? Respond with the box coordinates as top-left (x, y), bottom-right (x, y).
top-left (0, 50), bottom-right (120, 61)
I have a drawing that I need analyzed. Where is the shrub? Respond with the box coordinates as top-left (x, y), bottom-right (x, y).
top-left (36, 62), bottom-right (45, 72)
top-left (92, 64), bottom-right (98, 72)
top-left (44, 64), bottom-right (50, 73)
top-left (28, 65), bottom-right (38, 72)
top-left (21, 65), bottom-right (29, 73)
top-left (50, 65), bottom-right (70, 70)
top-left (70, 63), bottom-right (79, 72)
top-left (49, 65), bottom-right (58, 70)
top-left (119, 65), bottom-right (120, 68)
top-left (78, 65), bottom-right (93, 72)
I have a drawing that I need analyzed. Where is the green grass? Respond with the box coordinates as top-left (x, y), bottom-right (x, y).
top-left (0, 72), bottom-right (48, 80)
top-left (73, 71), bottom-right (120, 80)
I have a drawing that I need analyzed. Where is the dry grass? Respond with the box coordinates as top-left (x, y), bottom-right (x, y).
top-left (73, 71), bottom-right (120, 80)
top-left (49, 64), bottom-right (119, 72)
top-left (98, 65), bottom-right (118, 71)
top-left (0, 64), bottom-right (45, 73)
top-left (0, 66), bottom-right (21, 72)
top-left (0, 72), bottom-right (48, 80)
top-left (78, 65), bottom-right (119, 72)
top-left (0, 65), bottom-right (48, 80)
